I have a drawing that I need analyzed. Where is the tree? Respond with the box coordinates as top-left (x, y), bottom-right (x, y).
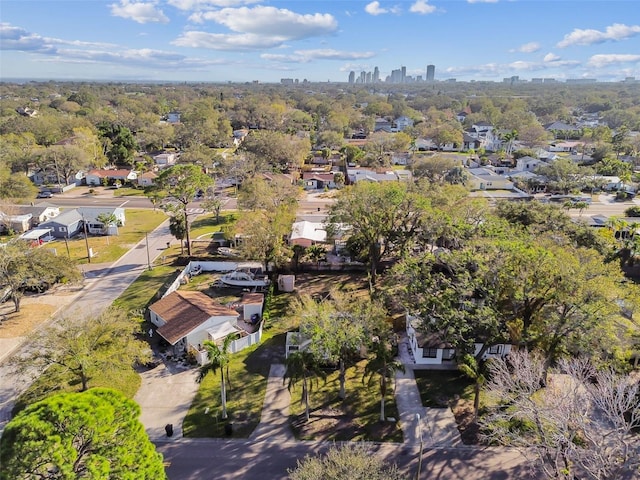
top-left (156, 164), bottom-right (214, 256)
top-left (328, 182), bottom-right (428, 285)
top-left (284, 350), bottom-right (326, 423)
top-left (297, 291), bottom-right (386, 400)
top-left (0, 388), bottom-right (167, 480)
top-left (95, 212), bottom-right (119, 235)
top-left (0, 167), bottom-right (38, 200)
top-left (197, 337), bottom-right (234, 420)
top-left (97, 122), bottom-right (137, 165)
top-left (457, 354), bottom-right (485, 420)
top-left (237, 175), bottom-right (299, 211)
top-left (0, 240), bottom-right (82, 312)
top-left (288, 443), bottom-right (405, 480)
top-left (304, 244), bottom-right (326, 270)
top-left (363, 338), bottom-right (404, 422)
top-left (481, 351), bottom-right (640, 480)
top-left (16, 307), bottom-right (151, 392)
top-left (411, 155), bottom-right (460, 184)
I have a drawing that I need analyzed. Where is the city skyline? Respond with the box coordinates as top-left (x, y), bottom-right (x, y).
top-left (1, 1), bottom-right (639, 83)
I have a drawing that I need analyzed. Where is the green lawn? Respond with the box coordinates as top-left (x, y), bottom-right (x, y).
top-left (57, 209), bottom-right (167, 264)
top-left (413, 370), bottom-right (474, 407)
top-left (288, 360), bottom-right (404, 442)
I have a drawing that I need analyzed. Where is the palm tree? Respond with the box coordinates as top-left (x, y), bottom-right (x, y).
top-left (458, 354), bottom-right (485, 421)
top-left (284, 350), bottom-right (326, 422)
top-left (305, 244), bottom-right (326, 271)
top-left (363, 339), bottom-right (405, 422)
top-left (197, 336), bottom-right (234, 420)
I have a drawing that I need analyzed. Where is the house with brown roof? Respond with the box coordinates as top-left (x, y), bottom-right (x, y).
top-left (85, 169), bottom-right (137, 186)
top-left (149, 291), bottom-right (240, 356)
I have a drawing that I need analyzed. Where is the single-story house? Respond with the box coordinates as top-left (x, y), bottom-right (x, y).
top-left (137, 171), bottom-right (158, 187)
top-left (19, 227), bottom-right (55, 245)
top-left (467, 167), bottom-right (514, 191)
top-left (289, 220), bottom-right (327, 247)
top-left (77, 207), bottom-right (126, 235)
top-left (149, 290), bottom-right (242, 357)
top-left (515, 156), bottom-right (548, 172)
top-left (347, 168), bottom-right (411, 183)
top-left (153, 152), bottom-right (178, 167)
top-left (302, 172), bottom-right (336, 190)
top-left (39, 209), bottom-right (84, 238)
top-left (393, 116), bottom-right (414, 132)
top-left (85, 169), bottom-right (138, 186)
top-left (0, 213), bottom-right (32, 233)
top-left (406, 314), bottom-right (514, 367)
top-left (10, 203), bottom-right (60, 227)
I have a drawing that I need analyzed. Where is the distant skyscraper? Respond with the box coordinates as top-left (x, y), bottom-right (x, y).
top-left (348, 71), bottom-right (355, 84)
top-left (401, 66), bottom-right (406, 83)
top-left (373, 66), bottom-right (380, 83)
top-left (426, 64), bottom-right (435, 81)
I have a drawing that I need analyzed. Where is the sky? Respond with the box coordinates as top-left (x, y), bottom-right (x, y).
top-left (1, 0), bottom-right (639, 84)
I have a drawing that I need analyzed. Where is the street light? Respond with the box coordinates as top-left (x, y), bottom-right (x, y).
top-left (415, 413), bottom-right (423, 480)
top-left (145, 232), bottom-right (152, 271)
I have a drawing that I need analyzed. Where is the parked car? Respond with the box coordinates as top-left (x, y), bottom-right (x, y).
top-left (37, 191), bottom-right (53, 198)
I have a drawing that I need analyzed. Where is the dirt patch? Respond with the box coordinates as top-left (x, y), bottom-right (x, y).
top-left (0, 303), bottom-right (57, 337)
top-left (451, 398), bottom-right (481, 444)
top-left (292, 273), bottom-right (369, 298)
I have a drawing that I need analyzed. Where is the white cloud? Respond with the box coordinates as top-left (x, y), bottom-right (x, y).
top-left (587, 54), bottom-right (640, 67)
top-left (262, 49), bottom-right (376, 63)
top-left (410, 0), bottom-right (436, 15)
top-left (557, 23), bottom-right (640, 48)
top-left (188, 6), bottom-right (337, 39)
top-left (511, 42), bottom-right (540, 53)
top-left (168, 0), bottom-right (259, 10)
top-left (0, 23), bottom-right (116, 52)
top-left (173, 31), bottom-right (286, 50)
top-left (467, 0), bottom-right (499, 3)
top-left (109, 1), bottom-right (169, 24)
top-left (508, 61), bottom-right (537, 71)
top-left (365, 2), bottom-right (387, 16)
top-left (543, 53), bottom-right (561, 62)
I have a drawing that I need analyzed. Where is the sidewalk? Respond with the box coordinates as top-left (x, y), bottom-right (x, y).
top-left (248, 363), bottom-right (294, 442)
top-left (395, 337), bottom-right (462, 447)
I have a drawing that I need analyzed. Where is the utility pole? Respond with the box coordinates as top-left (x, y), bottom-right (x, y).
top-left (416, 413), bottom-right (423, 480)
top-left (145, 232), bottom-right (152, 271)
top-left (82, 214), bottom-right (91, 263)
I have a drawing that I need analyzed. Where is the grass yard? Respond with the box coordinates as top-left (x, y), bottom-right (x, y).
top-left (288, 360), bottom-right (403, 443)
top-left (57, 209), bottom-right (167, 264)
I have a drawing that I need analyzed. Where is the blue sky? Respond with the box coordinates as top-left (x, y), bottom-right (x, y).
top-left (1, 0), bottom-right (639, 83)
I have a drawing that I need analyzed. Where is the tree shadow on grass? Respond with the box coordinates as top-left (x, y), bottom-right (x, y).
top-left (243, 332), bottom-right (287, 376)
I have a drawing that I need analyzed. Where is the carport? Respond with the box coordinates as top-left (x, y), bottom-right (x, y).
top-left (19, 228), bottom-right (55, 245)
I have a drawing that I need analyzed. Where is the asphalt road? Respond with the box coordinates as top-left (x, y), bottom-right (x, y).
top-left (0, 219), bottom-right (174, 432)
top-left (156, 439), bottom-right (531, 480)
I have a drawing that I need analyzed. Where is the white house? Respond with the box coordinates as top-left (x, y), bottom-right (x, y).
top-left (85, 169), bottom-right (137, 186)
top-left (77, 207), bottom-right (126, 235)
top-left (393, 116), bottom-right (414, 132)
top-left (515, 156), bottom-right (548, 172)
top-left (149, 290), bottom-right (242, 359)
top-left (289, 220), bottom-right (327, 247)
top-left (137, 171), bottom-right (157, 187)
top-left (467, 167), bottom-right (514, 191)
top-left (405, 314), bottom-right (514, 367)
top-left (153, 152), bottom-right (178, 167)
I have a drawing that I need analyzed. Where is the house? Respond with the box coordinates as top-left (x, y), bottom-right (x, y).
top-left (456, 111), bottom-right (468, 123)
top-left (153, 152), bottom-right (178, 167)
top-left (544, 121), bottom-right (581, 139)
top-left (515, 156), bottom-right (548, 172)
top-left (149, 290), bottom-right (242, 358)
top-left (374, 118), bottom-right (393, 132)
top-left (85, 169), bottom-right (137, 186)
top-left (39, 209), bottom-right (84, 238)
top-left (0, 213), bottom-right (32, 233)
top-left (166, 112), bottom-right (181, 124)
top-left (18, 203), bottom-right (60, 226)
top-left (467, 167), bottom-right (514, 191)
top-left (232, 129), bottom-right (249, 146)
top-left (137, 171), bottom-right (158, 187)
top-left (302, 172), bottom-right (336, 190)
top-left (148, 289), bottom-right (264, 364)
top-left (347, 168), bottom-right (410, 183)
top-left (77, 207), bottom-right (126, 235)
top-left (393, 116), bottom-right (414, 132)
top-left (462, 133), bottom-right (481, 151)
top-left (549, 141), bottom-right (581, 153)
top-left (405, 314), bottom-right (514, 367)
top-left (289, 220), bottom-right (327, 247)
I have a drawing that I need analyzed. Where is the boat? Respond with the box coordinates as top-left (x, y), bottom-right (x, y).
top-left (217, 247), bottom-right (240, 258)
top-left (219, 270), bottom-right (270, 288)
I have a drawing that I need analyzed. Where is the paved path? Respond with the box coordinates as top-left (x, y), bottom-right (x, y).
top-left (396, 336), bottom-right (462, 447)
top-left (248, 363), bottom-right (295, 442)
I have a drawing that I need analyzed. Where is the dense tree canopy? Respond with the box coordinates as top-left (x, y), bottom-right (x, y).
top-left (0, 388), bottom-right (166, 480)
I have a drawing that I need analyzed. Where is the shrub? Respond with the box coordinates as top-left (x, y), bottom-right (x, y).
top-left (625, 206), bottom-right (640, 217)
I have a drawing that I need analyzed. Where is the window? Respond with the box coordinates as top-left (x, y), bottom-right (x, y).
top-left (422, 348), bottom-right (438, 358)
top-left (59, 227), bottom-right (67, 232)
top-left (488, 345), bottom-right (502, 355)
top-left (442, 349), bottom-right (455, 361)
